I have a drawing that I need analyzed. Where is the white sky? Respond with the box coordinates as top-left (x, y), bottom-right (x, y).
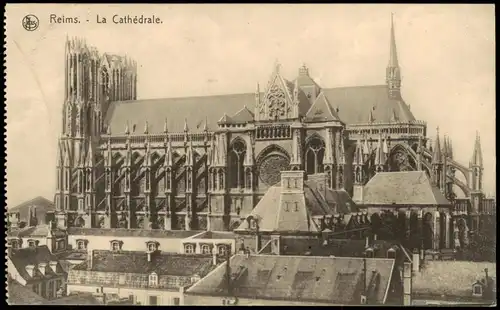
top-left (5, 4), bottom-right (496, 206)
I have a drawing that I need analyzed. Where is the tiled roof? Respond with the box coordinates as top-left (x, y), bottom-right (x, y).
top-left (7, 196), bottom-right (54, 222)
top-left (235, 175), bottom-right (358, 233)
top-left (104, 84), bottom-right (415, 134)
top-left (67, 227), bottom-right (202, 238)
top-left (8, 246), bottom-right (65, 282)
top-left (72, 250), bottom-right (214, 277)
top-left (8, 224), bottom-right (66, 238)
top-left (7, 279), bottom-right (47, 305)
top-left (361, 171), bottom-right (451, 205)
top-left (43, 293), bottom-right (103, 305)
top-left (187, 254), bottom-right (395, 305)
top-left (413, 261), bottom-right (496, 297)
top-left (194, 231), bottom-right (240, 240)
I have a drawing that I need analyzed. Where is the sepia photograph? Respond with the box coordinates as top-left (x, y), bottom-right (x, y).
top-left (5, 3), bottom-right (496, 306)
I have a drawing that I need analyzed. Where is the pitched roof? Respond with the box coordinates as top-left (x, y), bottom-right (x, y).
top-left (361, 171), bottom-right (451, 205)
top-left (104, 84), bottom-right (415, 134)
top-left (236, 174), bottom-right (358, 233)
top-left (67, 227), bottom-right (202, 238)
top-left (43, 293), bottom-right (103, 305)
top-left (194, 231), bottom-right (240, 240)
top-left (412, 261), bottom-right (496, 297)
top-left (186, 254), bottom-right (395, 305)
top-left (7, 196), bottom-right (54, 221)
top-left (7, 278), bottom-right (47, 305)
top-left (8, 246), bottom-right (65, 282)
top-left (304, 92), bottom-right (341, 123)
top-left (8, 224), bottom-right (66, 238)
top-left (231, 106), bottom-right (255, 123)
top-left (72, 250), bottom-right (214, 277)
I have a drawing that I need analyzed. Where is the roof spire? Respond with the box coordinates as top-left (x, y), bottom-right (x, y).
top-left (203, 116), bottom-right (208, 132)
top-left (184, 118), bottom-right (189, 132)
top-left (389, 13), bottom-right (399, 68)
top-left (164, 118), bottom-right (168, 133)
top-left (471, 131), bottom-right (483, 167)
top-left (432, 126), bottom-right (442, 163)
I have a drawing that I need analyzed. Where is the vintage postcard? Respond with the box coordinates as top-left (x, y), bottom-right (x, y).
top-left (5, 4), bottom-right (496, 306)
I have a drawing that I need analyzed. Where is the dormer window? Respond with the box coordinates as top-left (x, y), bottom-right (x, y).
top-left (365, 248), bottom-right (374, 258)
top-left (251, 219), bottom-right (258, 229)
top-left (184, 243), bottom-right (195, 254)
top-left (28, 239), bottom-right (37, 248)
top-left (146, 241), bottom-right (159, 252)
top-left (110, 240), bottom-right (123, 251)
top-left (387, 248), bottom-right (397, 259)
top-left (472, 282), bottom-right (483, 297)
top-left (201, 244), bottom-right (211, 254)
top-left (11, 239), bottom-right (20, 249)
top-left (76, 239), bottom-right (87, 250)
top-left (149, 272), bottom-right (158, 287)
top-left (217, 244), bottom-right (228, 256)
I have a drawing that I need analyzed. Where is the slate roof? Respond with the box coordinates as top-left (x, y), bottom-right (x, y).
top-left (186, 254), bottom-right (395, 305)
top-left (304, 92), bottom-right (342, 123)
top-left (43, 293), bottom-right (103, 305)
top-left (7, 278), bottom-right (47, 305)
top-left (67, 227), bottom-right (202, 238)
top-left (8, 224), bottom-right (66, 238)
top-left (236, 175), bottom-right (358, 233)
top-left (72, 250), bottom-right (214, 277)
top-left (361, 171), bottom-right (451, 205)
top-left (8, 246), bottom-right (65, 283)
top-left (105, 83), bottom-right (415, 134)
top-left (7, 196), bottom-right (54, 222)
top-left (412, 261), bottom-right (496, 298)
top-left (194, 231), bottom-right (240, 240)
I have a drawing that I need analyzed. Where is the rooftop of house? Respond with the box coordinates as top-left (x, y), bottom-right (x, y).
top-left (8, 223), bottom-right (66, 238)
top-left (7, 278), bottom-right (47, 305)
top-left (361, 171), bottom-right (451, 206)
top-left (42, 292), bottom-right (103, 305)
top-left (236, 172), bottom-right (358, 233)
top-left (413, 261), bottom-right (496, 298)
top-left (8, 246), bottom-right (65, 283)
top-left (7, 196), bottom-right (55, 222)
top-left (67, 227), bottom-right (203, 238)
top-left (191, 231), bottom-right (240, 240)
top-left (72, 250), bottom-right (215, 277)
top-left (186, 254), bottom-right (396, 305)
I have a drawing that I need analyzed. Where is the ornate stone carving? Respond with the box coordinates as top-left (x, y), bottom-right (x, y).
top-left (390, 150), bottom-right (411, 171)
top-left (266, 84), bottom-right (287, 119)
top-left (259, 154), bottom-right (290, 186)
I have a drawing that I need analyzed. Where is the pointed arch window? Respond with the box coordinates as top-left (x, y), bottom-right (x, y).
top-left (305, 137), bottom-right (325, 174)
top-left (86, 168), bottom-right (92, 191)
top-left (165, 168), bottom-right (171, 191)
top-left (229, 140), bottom-right (246, 188)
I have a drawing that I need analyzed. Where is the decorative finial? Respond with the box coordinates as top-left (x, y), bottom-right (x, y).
top-left (164, 118), bottom-right (168, 133)
top-left (184, 118), bottom-right (189, 132)
top-left (144, 121), bottom-right (149, 134)
top-left (125, 121), bottom-right (130, 135)
top-left (274, 59), bottom-right (281, 73)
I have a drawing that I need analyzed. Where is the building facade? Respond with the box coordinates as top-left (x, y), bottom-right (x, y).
top-left (53, 18), bottom-right (492, 233)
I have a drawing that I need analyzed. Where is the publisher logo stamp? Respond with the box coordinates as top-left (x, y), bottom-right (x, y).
top-left (22, 14), bottom-right (39, 31)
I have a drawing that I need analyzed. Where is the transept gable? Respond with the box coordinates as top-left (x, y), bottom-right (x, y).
top-left (257, 65), bottom-right (296, 121)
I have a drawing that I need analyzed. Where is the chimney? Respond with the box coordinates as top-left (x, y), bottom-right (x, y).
top-left (38, 263), bottom-right (47, 276)
top-left (28, 206), bottom-right (34, 227)
top-left (365, 236), bottom-right (370, 248)
top-left (403, 261), bottom-right (412, 305)
top-left (374, 234), bottom-right (378, 241)
top-left (255, 233), bottom-right (261, 253)
top-left (412, 249), bottom-right (420, 273)
top-left (147, 251), bottom-right (152, 262)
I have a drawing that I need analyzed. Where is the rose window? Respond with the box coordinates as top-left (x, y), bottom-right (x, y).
top-left (259, 154), bottom-right (290, 186)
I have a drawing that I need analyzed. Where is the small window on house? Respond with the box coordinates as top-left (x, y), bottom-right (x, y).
top-left (387, 248), bottom-right (396, 259)
top-left (147, 242), bottom-right (157, 252)
top-left (77, 240), bottom-right (86, 250)
top-left (173, 297), bottom-right (180, 305)
top-left (58, 240), bottom-right (66, 250)
top-left (284, 202), bottom-right (290, 212)
top-left (111, 241), bottom-right (121, 251)
top-left (184, 244), bottom-right (195, 254)
top-left (251, 219), bottom-right (257, 229)
top-left (149, 273), bottom-right (158, 287)
top-left (28, 240), bottom-right (36, 248)
top-left (11, 240), bottom-right (19, 249)
top-left (201, 244), bottom-right (211, 254)
top-left (294, 202), bottom-right (299, 212)
top-left (473, 284), bottom-right (483, 296)
top-left (218, 245), bottom-right (228, 256)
